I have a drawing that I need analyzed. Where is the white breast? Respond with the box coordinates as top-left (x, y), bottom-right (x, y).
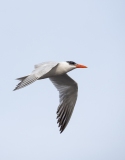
top-left (53, 62), bottom-right (76, 75)
top-left (44, 62), bottom-right (76, 78)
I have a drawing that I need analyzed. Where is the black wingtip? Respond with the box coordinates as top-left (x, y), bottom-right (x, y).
top-left (13, 88), bottom-right (17, 91)
top-left (60, 130), bottom-right (63, 134)
top-left (13, 84), bottom-right (20, 91)
top-left (59, 126), bottom-right (64, 134)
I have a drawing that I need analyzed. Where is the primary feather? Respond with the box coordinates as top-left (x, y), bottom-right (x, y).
top-left (50, 74), bottom-right (78, 133)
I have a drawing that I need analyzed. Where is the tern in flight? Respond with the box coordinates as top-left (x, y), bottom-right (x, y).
top-left (14, 61), bottom-right (87, 133)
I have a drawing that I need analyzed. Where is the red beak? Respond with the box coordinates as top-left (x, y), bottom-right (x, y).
top-left (76, 64), bottom-right (88, 68)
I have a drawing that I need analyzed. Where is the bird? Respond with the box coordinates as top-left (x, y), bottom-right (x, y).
top-left (13, 61), bottom-right (87, 133)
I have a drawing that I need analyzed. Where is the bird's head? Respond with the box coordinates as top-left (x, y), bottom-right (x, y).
top-left (58, 61), bottom-right (87, 74)
top-left (66, 61), bottom-right (88, 69)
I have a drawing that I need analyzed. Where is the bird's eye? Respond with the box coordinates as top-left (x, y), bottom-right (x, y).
top-left (67, 61), bottom-right (76, 65)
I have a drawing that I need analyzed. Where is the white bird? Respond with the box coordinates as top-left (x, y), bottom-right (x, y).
top-left (14, 61), bottom-right (87, 133)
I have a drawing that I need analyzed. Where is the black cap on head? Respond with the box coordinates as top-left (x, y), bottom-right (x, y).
top-left (67, 61), bottom-right (76, 65)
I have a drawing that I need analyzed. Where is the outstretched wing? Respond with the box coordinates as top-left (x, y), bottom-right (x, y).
top-left (14, 62), bottom-right (58, 91)
top-left (34, 61), bottom-right (58, 69)
top-left (50, 74), bottom-right (78, 133)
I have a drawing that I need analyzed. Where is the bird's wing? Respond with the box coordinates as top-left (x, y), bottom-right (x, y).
top-left (50, 74), bottom-right (78, 133)
top-left (34, 61), bottom-right (58, 69)
top-left (14, 62), bottom-right (58, 91)
top-left (32, 61), bottom-right (58, 77)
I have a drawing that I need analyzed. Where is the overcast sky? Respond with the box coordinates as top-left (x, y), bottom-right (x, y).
top-left (0, 0), bottom-right (125, 160)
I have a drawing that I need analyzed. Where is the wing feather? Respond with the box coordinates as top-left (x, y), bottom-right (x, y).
top-left (13, 75), bottom-right (38, 91)
top-left (50, 74), bottom-right (78, 133)
top-left (14, 61), bottom-right (58, 91)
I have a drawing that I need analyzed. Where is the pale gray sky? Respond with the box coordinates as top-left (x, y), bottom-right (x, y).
top-left (0, 0), bottom-right (125, 160)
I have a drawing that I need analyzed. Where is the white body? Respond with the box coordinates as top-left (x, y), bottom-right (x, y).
top-left (38, 62), bottom-right (76, 79)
